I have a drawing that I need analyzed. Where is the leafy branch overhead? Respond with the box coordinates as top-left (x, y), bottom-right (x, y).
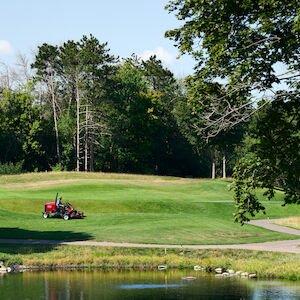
top-left (166, 0), bottom-right (300, 222)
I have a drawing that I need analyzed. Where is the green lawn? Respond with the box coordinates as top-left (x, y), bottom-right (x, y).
top-left (0, 172), bottom-right (299, 244)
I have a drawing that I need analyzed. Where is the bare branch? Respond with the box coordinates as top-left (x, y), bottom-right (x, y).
top-left (193, 83), bottom-right (300, 139)
top-left (243, 35), bottom-right (281, 49)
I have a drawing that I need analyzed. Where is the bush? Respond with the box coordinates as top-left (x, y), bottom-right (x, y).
top-left (50, 163), bottom-right (63, 171)
top-left (0, 161), bottom-right (23, 175)
top-left (0, 254), bottom-right (23, 266)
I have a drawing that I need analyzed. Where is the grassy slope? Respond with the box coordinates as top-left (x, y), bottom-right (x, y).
top-left (0, 172), bottom-right (299, 244)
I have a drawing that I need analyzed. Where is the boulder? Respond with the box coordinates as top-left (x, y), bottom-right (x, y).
top-left (241, 272), bottom-right (249, 277)
top-left (215, 267), bottom-right (223, 274)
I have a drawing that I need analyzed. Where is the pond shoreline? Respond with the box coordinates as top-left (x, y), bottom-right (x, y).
top-left (1, 245), bottom-right (299, 281)
top-left (2, 264), bottom-right (259, 281)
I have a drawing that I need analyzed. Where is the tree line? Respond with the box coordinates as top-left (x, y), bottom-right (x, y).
top-left (0, 35), bottom-right (241, 177)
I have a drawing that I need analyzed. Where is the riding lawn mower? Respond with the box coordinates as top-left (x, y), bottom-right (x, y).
top-left (42, 194), bottom-right (85, 220)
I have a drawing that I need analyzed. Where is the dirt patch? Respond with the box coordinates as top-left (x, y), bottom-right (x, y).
top-left (2, 179), bottom-right (83, 190)
top-left (1, 176), bottom-right (207, 190)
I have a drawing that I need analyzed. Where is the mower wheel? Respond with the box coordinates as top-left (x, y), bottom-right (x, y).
top-left (63, 214), bottom-right (69, 221)
top-left (42, 212), bottom-right (48, 219)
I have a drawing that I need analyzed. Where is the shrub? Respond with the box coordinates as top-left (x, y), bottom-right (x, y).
top-left (0, 161), bottom-right (23, 175)
top-left (50, 163), bottom-right (63, 171)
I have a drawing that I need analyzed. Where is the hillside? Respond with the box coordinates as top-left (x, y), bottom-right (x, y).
top-left (0, 172), bottom-right (299, 244)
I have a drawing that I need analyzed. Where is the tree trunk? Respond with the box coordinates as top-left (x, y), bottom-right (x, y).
top-left (222, 155), bottom-right (226, 179)
top-left (50, 74), bottom-right (61, 165)
top-left (76, 83), bottom-right (80, 172)
top-left (90, 143), bottom-right (94, 172)
top-left (212, 161), bottom-right (216, 179)
top-left (84, 105), bottom-right (88, 172)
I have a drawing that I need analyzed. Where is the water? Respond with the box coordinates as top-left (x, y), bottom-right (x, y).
top-left (0, 270), bottom-right (300, 299)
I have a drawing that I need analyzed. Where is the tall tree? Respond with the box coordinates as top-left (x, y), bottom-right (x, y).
top-left (165, 0), bottom-right (299, 132)
top-left (0, 88), bottom-right (45, 170)
top-left (32, 35), bottom-right (117, 171)
top-left (59, 35), bottom-right (117, 171)
top-left (166, 0), bottom-right (300, 219)
top-left (32, 44), bottom-right (62, 164)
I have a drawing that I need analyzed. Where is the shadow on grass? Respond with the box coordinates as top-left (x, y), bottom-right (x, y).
top-left (0, 227), bottom-right (93, 242)
top-left (0, 227), bottom-right (94, 256)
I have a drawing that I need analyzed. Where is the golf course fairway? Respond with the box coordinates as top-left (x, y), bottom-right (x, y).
top-left (0, 172), bottom-right (299, 245)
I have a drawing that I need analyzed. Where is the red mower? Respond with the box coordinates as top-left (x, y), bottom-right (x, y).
top-left (42, 194), bottom-right (85, 220)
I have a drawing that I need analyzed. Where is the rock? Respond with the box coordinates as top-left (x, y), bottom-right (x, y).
top-left (0, 266), bottom-right (8, 273)
top-left (235, 271), bottom-right (243, 276)
top-left (227, 269), bottom-right (235, 274)
top-left (194, 265), bottom-right (202, 271)
top-left (249, 273), bottom-right (257, 278)
top-left (215, 267), bottom-right (223, 274)
top-left (241, 272), bottom-right (249, 277)
top-left (158, 265), bottom-right (167, 270)
top-left (222, 272), bottom-right (230, 277)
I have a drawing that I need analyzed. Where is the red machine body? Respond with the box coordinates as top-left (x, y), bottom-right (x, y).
top-left (45, 202), bottom-right (56, 212)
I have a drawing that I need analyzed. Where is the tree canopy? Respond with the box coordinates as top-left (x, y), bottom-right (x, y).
top-left (165, 0), bottom-right (299, 87)
top-left (166, 0), bottom-right (300, 222)
top-left (0, 35), bottom-right (213, 177)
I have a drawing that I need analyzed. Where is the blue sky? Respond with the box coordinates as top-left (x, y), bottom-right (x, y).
top-left (0, 0), bottom-right (195, 77)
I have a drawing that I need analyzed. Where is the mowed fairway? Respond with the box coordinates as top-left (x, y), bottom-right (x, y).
top-left (0, 172), bottom-right (299, 244)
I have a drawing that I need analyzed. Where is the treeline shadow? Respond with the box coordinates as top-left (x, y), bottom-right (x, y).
top-left (0, 227), bottom-right (93, 254)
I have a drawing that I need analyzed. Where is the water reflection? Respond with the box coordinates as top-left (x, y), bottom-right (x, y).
top-left (0, 270), bottom-right (300, 299)
top-left (118, 283), bottom-right (186, 289)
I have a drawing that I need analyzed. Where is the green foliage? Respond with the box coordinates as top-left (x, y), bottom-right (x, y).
top-left (166, 0), bottom-right (300, 217)
top-left (50, 163), bottom-right (63, 171)
top-left (0, 253), bottom-right (22, 266)
top-left (31, 35), bottom-right (118, 170)
top-left (165, 0), bottom-right (299, 87)
top-left (30, 36), bottom-right (204, 176)
top-left (0, 161), bottom-right (23, 175)
top-left (233, 97), bottom-right (300, 223)
top-left (0, 88), bottom-right (45, 170)
top-left (99, 55), bottom-right (202, 176)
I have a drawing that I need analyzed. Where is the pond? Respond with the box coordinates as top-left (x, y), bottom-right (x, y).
top-left (0, 270), bottom-right (300, 299)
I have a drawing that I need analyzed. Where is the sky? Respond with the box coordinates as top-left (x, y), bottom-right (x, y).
top-left (0, 0), bottom-right (195, 77)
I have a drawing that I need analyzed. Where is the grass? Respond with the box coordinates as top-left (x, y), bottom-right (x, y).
top-left (0, 244), bottom-right (300, 280)
top-left (273, 217), bottom-right (300, 230)
top-left (0, 172), bottom-right (299, 245)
